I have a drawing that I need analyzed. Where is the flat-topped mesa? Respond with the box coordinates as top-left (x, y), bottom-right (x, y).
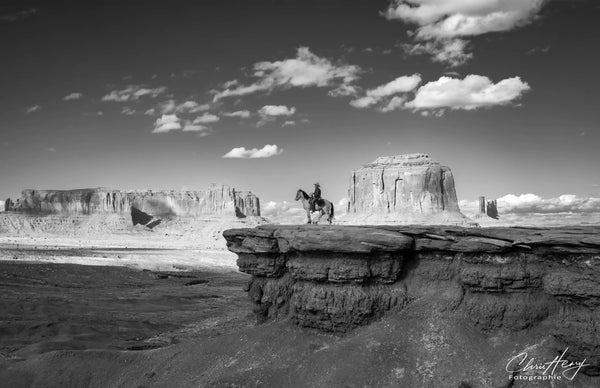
top-left (13, 184), bottom-right (260, 218)
top-left (343, 153), bottom-right (467, 225)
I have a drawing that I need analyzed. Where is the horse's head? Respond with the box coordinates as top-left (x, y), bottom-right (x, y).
top-left (294, 189), bottom-right (302, 201)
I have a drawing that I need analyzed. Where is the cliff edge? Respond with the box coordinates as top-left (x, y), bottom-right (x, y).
top-left (224, 224), bottom-right (600, 385)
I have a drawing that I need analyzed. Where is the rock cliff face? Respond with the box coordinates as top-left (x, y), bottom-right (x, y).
top-left (224, 225), bottom-right (600, 378)
top-left (12, 184), bottom-right (260, 218)
top-left (343, 153), bottom-right (466, 224)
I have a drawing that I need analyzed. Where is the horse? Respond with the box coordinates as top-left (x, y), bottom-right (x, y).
top-left (294, 189), bottom-right (334, 224)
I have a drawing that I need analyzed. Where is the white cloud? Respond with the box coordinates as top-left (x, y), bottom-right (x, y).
top-left (368, 74), bottom-right (422, 99)
top-left (350, 74), bottom-right (421, 110)
top-left (192, 113), bottom-right (220, 124)
top-left (25, 105), bottom-right (41, 114)
top-left (154, 99), bottom-right (211, 115)
top-left (222, 144), bottom-right (283, 159)
top-left (405, 75), bottom-right (530, 112)
top-left (182, 122), bottom-right (211, 136)
top-left (177, 101), bottom-right (211, 113)
top-left (401, 39), bottom-right (473, 67)
top-left (0, 200), bottom-right (4, 212)
top-left (496, 194), bottom-right (600, 215)
top-left (259, 105), bottom-right (296, 117)
top-left (144, 108), bottom-right (156, 116)
top-left (152, 114), bottom-right (181, 133)
top-left (121, 107), bottom-right (135, 115)
top-left (380, 96), bottom-right (407, 112)
top-left (223, 110), bottom-right (251, 118)
top-left (282, 121), bottom-right (296, 127)
top-left (257, 105), bottom-right (296, 126)
top-left (328, 84), bottom-right (361, 97)
top-left (63, 92), bottom-right (83, 101)
top-left (212, 47), bottom-right (361, 101)
top-left (350, 96), bottom-right (377, 109)
top-left (385, 0), bottom-right (547, 65)
top-left (460, 194), bottom-right (600, 226)
top-left (102, 85), bottom-right (167, 102)
top-left (261, 200), bottom-right (306, 224)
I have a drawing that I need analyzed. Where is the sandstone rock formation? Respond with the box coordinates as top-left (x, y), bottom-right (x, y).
top-left (477, 196), bottom-right (499, 220)
top-left (487, 199), bottom-right (499, 219)
top-left (342, 153), bottom-right (467, 224)
top-left (225, 224), bottom-right (600, 377)
top-left (3, 198), bottom-right (13, 212)
top-left (13, 184), bottom-right (260, 218)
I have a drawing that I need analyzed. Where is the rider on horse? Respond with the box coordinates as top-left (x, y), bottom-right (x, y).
top-left (309, 183), bottom-right (321, 212)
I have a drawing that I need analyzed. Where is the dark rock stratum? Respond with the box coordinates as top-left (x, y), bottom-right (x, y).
top-left (224, 225), bottom-right (600, 378)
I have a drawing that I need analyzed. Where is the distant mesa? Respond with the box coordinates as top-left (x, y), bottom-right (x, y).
top-left (6, 184), bottom-right (260, 221)
top-left (340, 153), bottom-right (468, 225)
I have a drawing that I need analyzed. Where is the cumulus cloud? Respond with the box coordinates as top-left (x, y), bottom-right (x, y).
top-left (257, 105), bottom-right (296, 126)
top-left (351, 74), bottom-right (421, 110)
top-left (63, 92), bottom-right (83, 101)
top-left (496, 194), bottom-right (600, 215)
top-left (0, 200), bottom-right (4, 211)
top-left (25, 105), bottom-right (41, 114)
top-left (222, 144), bottom-right (283, 159)
top-left (102, 85), bottom-right (167, 102)
top-left (223, 110), bottom-right (251, 118)
top-left (212, 47), bottom-right (361, 101)
top-left (261, 200), bottom-right (307, 224)
top-left (405, 75), bottom-right (530, 113)
top-left (152, 114), bottom-right (181, 133)
top-left (259, 105), bottom-right (296, 117)
top-left (460, 193), bottom-right (600, 226)
top-left (385, 0), bottom-right (547, 66)
top-left (192, 113), bottom-right (220, 124)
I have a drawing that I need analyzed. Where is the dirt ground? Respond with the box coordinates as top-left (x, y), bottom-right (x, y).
top-left (0, 261), bottom-right (253, 359)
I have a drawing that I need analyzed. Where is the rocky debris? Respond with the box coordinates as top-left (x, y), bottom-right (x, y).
top-left (342, 153), bottom-right (467, 224)
top-left (13, 184), bottom-right (260, 218)
top-left (224, 224), bottom-right (600, 375)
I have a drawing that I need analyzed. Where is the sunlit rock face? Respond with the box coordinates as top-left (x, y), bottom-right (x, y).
top-left (343, 153), bottom-right (467, 224)
top-left (14, 184), bottom-right (260, 218)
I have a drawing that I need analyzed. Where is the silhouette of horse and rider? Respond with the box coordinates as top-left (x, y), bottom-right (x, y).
top-left (295, 183), bottom-right (334, 224)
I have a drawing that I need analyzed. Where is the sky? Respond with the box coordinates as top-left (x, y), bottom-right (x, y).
top-left (1, 0), bottom-right (599, 221)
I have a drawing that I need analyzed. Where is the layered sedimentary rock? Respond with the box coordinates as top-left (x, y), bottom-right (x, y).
top-left (224, 225), bottom-right (600, 376)
top-left (11, 184), bottom-right (260, 218)
top-left (343, 153), bottom-right (466, 224)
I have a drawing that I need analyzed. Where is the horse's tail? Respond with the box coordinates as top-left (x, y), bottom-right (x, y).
top-left (330, 202), bottom-right (335, 219)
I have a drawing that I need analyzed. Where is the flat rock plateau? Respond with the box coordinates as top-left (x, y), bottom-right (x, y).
top-left (1, 225), bottom-right (599, 387)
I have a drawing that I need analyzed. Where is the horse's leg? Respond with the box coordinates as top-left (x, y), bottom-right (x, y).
top-left (306, 209), bottom-right (311, 224)
top-left (316, 209), bottom-right (324, 224)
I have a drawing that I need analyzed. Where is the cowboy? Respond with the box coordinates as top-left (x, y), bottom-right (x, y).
top-left (309, 183), bottom-right (321, 212)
